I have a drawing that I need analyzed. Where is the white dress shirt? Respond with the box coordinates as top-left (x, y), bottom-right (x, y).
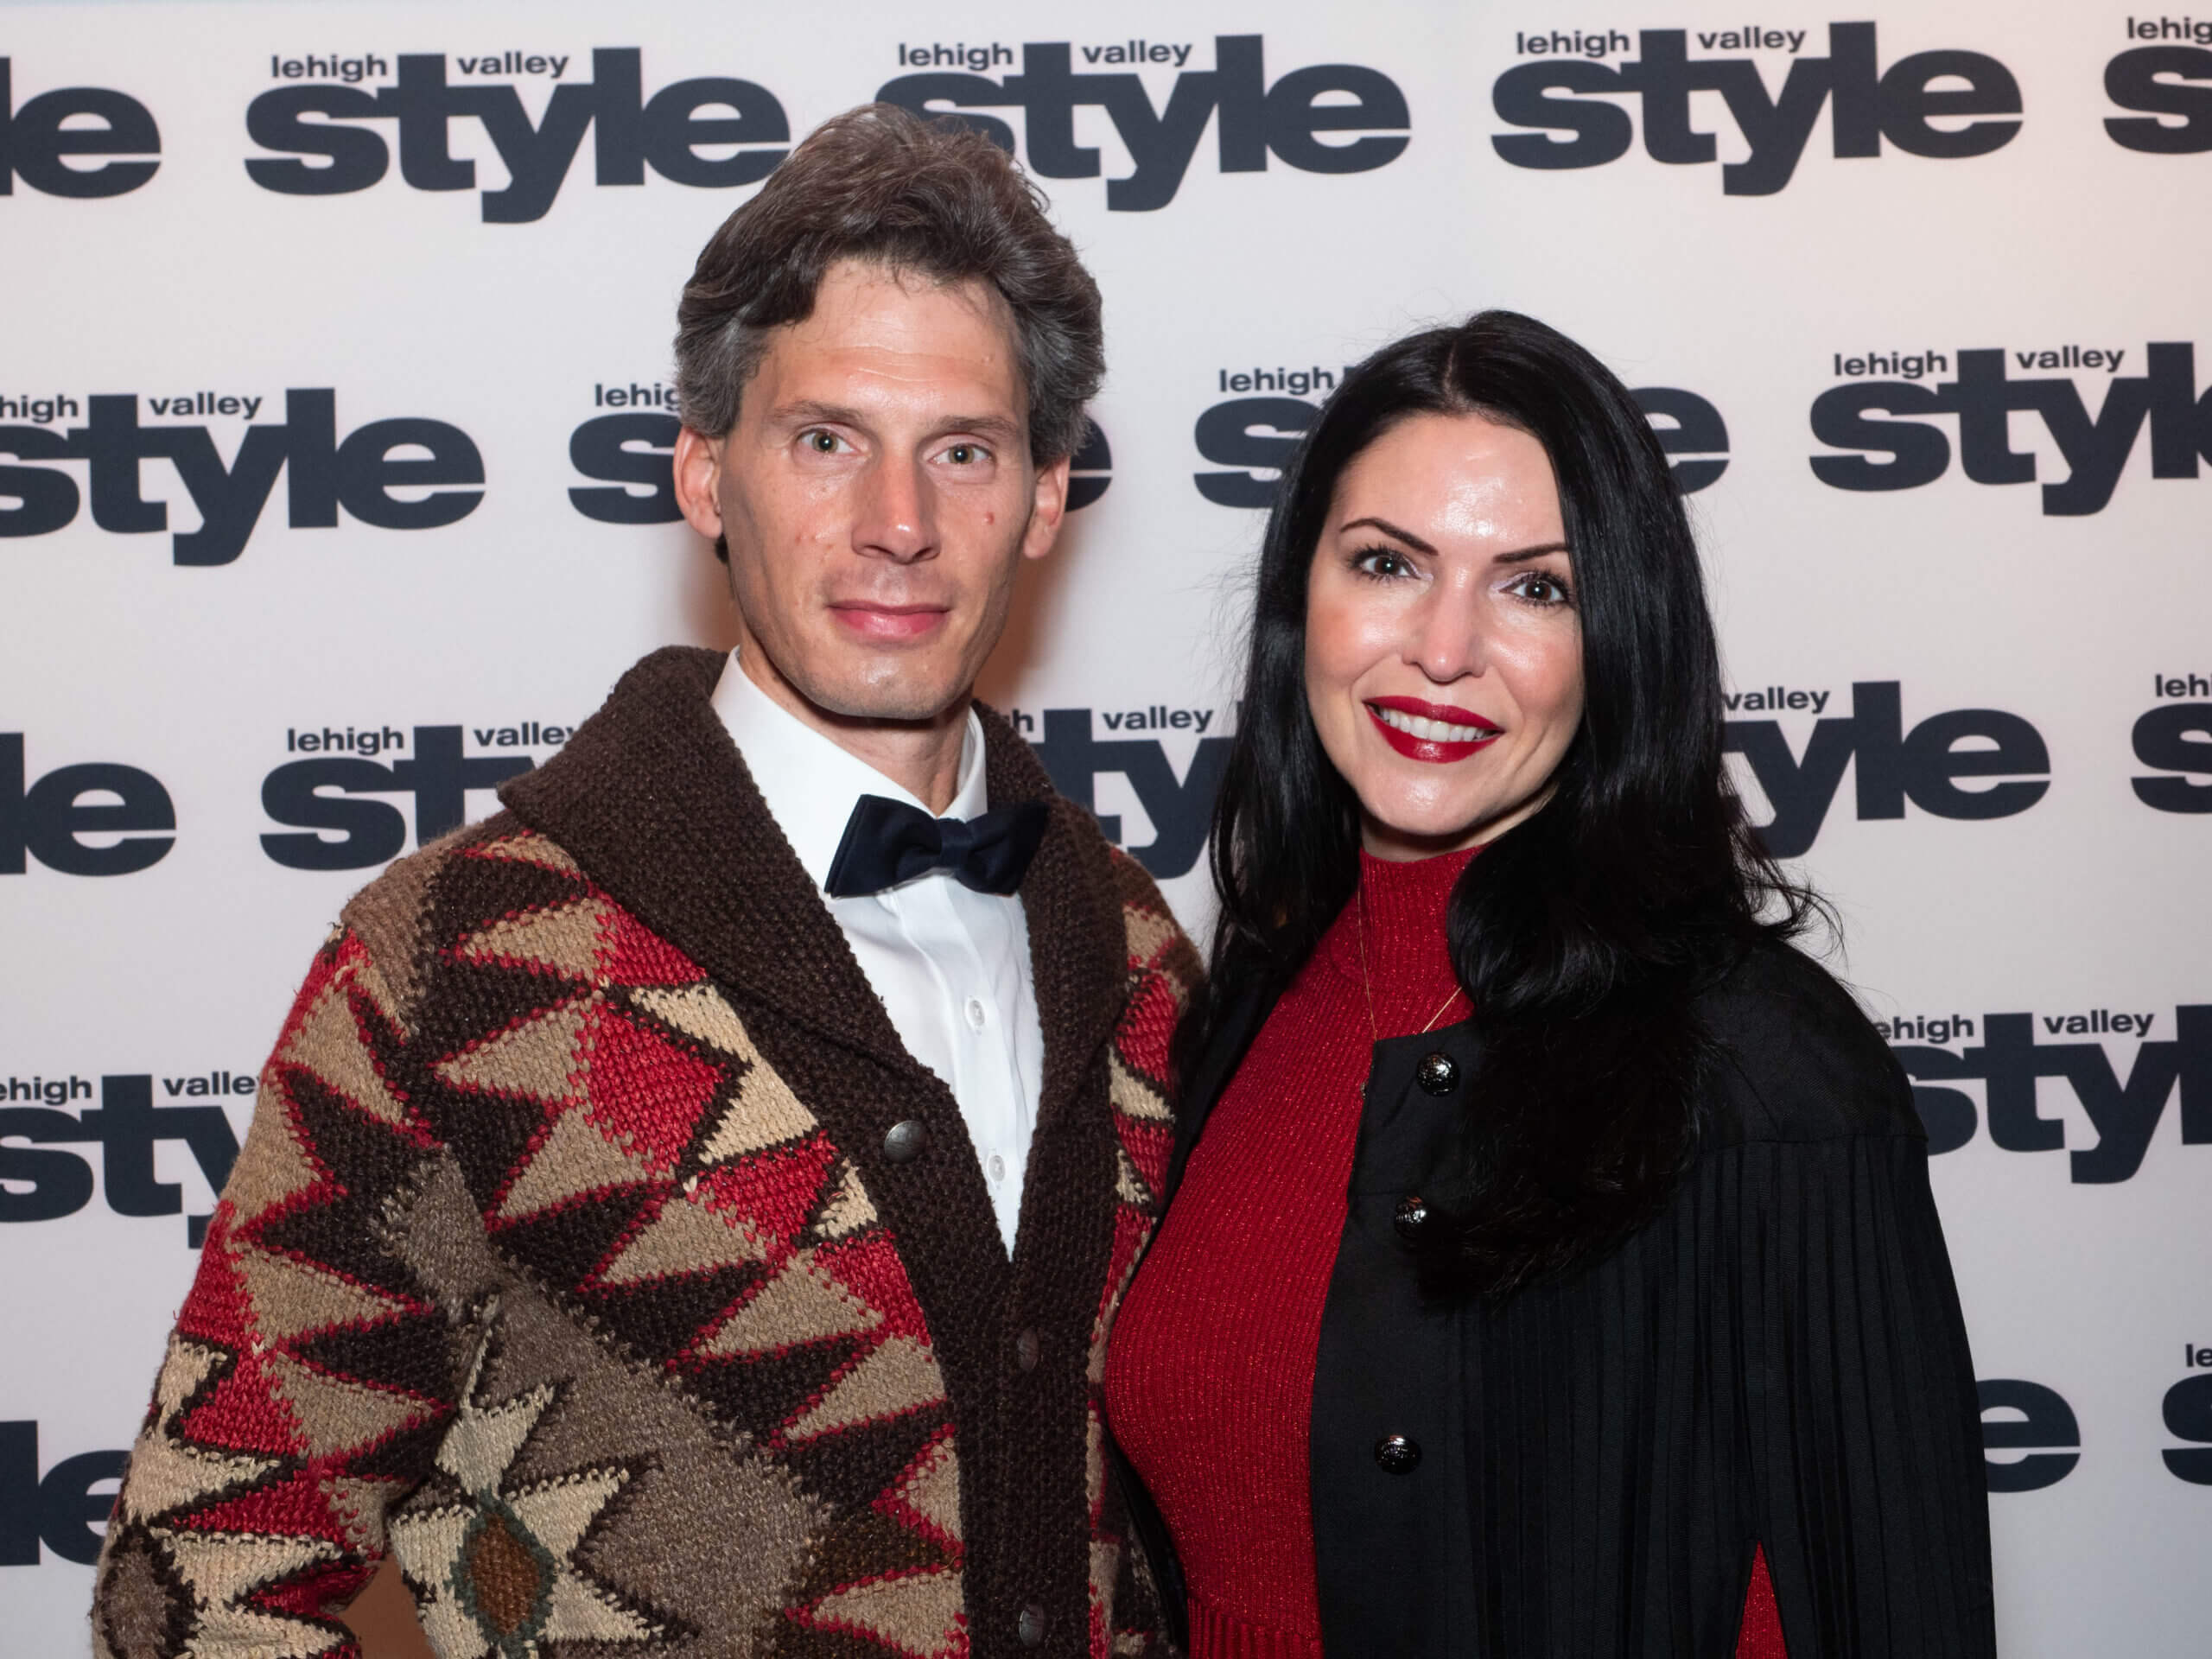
top-left (710, 651), bottom-right (1044, 1255)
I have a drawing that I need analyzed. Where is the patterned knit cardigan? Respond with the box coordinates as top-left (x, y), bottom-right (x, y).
top-left (88, 646), bottom-right (1198, 1659)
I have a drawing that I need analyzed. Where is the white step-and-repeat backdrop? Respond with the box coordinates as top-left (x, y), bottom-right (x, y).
top-left (3, 1), bottom-right (2206, 1653)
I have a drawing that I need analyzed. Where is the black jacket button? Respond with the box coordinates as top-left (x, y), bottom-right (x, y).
top-left (882, 1120), bottom-right (931, 1164)
top-left (1415, 1052), bottom-right (1459, 1096)
top-left (1014, 1327), bottom-right (1041, 1372)
top-left (1374, 1433), bottom-right (1422, 1474)
top-left (1017, 1602), bottom-right (1047, 1646)
top-left (1393, 1195), bottom-right (1429, 1241)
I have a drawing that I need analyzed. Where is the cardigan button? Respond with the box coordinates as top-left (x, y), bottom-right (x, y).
top-left (1374, 1433), bottom-right (1422, 1475)
top-left (1393, 1195), bottom-right (1429, 1242)
top-left (881, 1120), bottom-right (931, 1164)
top-left (1415, 1051), bottom-right (1459, 1096)
top-left (1014, 1327), bottom-right (1042, 1372)
top-left (1017, 1602), bottom-right (1047, 1647)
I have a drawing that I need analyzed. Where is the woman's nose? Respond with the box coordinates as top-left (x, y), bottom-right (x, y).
top-left (1407, 585), bottom-right (1487, 683)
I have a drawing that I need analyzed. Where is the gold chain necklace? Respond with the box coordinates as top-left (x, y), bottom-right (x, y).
top-left (1355, 881), bottom-right (1467, 1044)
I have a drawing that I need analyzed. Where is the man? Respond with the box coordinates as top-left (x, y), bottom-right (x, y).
top-left (90, 106), bottom-right (1194, 1659)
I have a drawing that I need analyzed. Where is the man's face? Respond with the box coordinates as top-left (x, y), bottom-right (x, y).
top-left (675, 259), bottom-right (1070, 727)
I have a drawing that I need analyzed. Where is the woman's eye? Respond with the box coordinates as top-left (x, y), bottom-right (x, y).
top-left (1353, 547), bottom-right (1414, 579)
top-left (1509, 570), bottom-right (1572, 606)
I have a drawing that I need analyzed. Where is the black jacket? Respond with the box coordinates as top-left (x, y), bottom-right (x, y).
top-left (1119, 940), bottom-right (1995, 1657)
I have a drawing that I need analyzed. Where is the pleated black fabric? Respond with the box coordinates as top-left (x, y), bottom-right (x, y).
top-left (1129, 941), bottom-right (1995, 1658)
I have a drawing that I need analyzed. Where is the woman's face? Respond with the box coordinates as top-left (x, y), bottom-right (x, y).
top-left (1303, 411), bottom-right (1584, 860)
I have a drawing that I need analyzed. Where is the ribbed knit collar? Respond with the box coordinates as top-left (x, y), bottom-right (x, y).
top-left (1317, 844), bottom-right (1480, 1038)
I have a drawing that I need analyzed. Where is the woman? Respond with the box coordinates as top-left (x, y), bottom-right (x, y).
top-left (1103, 312), bottom-right (1993, 1657)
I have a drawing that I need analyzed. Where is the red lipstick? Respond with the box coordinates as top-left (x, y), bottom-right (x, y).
top-left (1363, 696), bottom-right (1502, 764)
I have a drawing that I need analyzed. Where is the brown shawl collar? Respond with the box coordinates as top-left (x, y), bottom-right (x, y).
top-left (498, 645), bottom-right (1133, 1652)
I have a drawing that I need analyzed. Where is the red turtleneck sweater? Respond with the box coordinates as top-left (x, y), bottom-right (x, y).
top-left (1105, 849), bottom-right (1786, 1658)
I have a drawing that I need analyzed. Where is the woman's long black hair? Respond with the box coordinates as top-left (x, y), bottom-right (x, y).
top-left (1180, 309), bottom-right (1821, 1297)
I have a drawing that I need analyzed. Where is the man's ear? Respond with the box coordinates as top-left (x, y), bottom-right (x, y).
top-left (672, 427), bottom-right (728, 543)
top-left (1020, 454), bottom-right (1071, 563)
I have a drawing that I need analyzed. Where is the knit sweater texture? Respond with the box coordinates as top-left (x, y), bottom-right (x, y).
top-left (1107, 848), bottom-right (1788, 1659)
top-left (88, 647), bottom-right (1197, 1659)
top-left (1108, 849), bottom-right (1469, 1655)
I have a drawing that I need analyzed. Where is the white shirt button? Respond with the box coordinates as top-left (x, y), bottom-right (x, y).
top-left (965, 996), bottom-right (988, 1031)
top-left (988, 1153), bottom-right (1007, 1184)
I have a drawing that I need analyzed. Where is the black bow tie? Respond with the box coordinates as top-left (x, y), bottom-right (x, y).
top-left (823, 794), bottom-right (1049, 899)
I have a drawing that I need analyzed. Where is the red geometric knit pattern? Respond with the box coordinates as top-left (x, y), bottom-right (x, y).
top-left (1084, 893), bottom-right (1188, 1658)
top-left (89, 817), bottom-right (1192, 1659)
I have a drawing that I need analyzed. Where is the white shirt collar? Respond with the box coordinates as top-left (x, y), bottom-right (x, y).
top-left (709, 649), bottom-right (989, 893)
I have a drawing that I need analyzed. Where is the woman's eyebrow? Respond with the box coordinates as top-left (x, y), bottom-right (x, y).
top-left (1337, 515), bottom-right (1436, 554)
top-left (1338, 517), bottom-right (1571, 566)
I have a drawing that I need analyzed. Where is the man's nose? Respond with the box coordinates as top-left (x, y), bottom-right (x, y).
top-left (853, 452), bottom-right (938, 563)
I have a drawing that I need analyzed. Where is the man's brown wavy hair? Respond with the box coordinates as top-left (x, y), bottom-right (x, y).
top-left (674, 102), bottom-right (1103, 480)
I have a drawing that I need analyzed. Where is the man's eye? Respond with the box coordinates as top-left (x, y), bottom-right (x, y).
top-left (942, 442), bottom-right (986, 465)
top-left (804, 430), bottom-right (842, 454)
